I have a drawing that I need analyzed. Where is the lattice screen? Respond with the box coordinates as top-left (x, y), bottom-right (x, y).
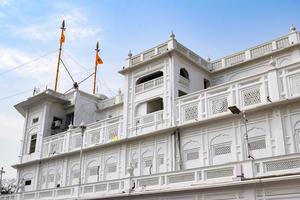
top-left (183, 103), bottom-right (198, 121)
top-left (249, 139), bottom-right (266, 151)
top-left (211, 97), bottom-right (228, 114)
top-left (265, 159), bottom-right (300, 172)
top-left (214, 145), bottom-right (231, 156)
top-left (243, 87), bottom-right (261, 106)
top-left (205, 167), bottom-right (234, 179)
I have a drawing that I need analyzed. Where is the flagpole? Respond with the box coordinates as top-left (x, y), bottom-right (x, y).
top-left (54, 20), bottom-right (66, 92)
top-left (93, 41), bottom-right (100, 94)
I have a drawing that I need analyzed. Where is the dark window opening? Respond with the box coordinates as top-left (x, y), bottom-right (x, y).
top-left (25, 180), bottom-right (31, 186)
top-left (204, 78), bottom-right (210, 89)
top-left (180, 68), bottom-right (189, 80)
top-left (51, 117), bottom-right (63, 130)
top-left (29, 134), bottom-right (37, 154)
top-left (178, 90), bottom-right (187, 97)
top-left (32, 117), bottom-right (39, 124)
top-left (147, 98), bottom-right (163, 114)
top-left (136, 71), bottom-right (163, 85)
top-left (65, 113), bottom-right (74, 129)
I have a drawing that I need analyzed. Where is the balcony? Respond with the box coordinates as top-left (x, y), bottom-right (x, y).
top-left (179, 75), bottom-right (190, 88)
top-left (40, 116), bottom-right (123, 159)
top-left (4, 153), bottom-right (300, 200)
top-left (176, 63), bottom-right (300, 125)
top-left (135, 76), bottom-right (164, 94)
top-left (132, 110), bottom-right (165, 136)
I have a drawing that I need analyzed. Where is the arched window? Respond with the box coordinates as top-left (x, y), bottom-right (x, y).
top-left (141, 149), bottom-right (153, 175)
top-left (136, 71), bottom-right (163, 85)
top-left (180, 68), bottom-right (189, 80)
top-left (294, 121), bottom-right (300, 152)
top-left (104, 157), bottom-right (118, 181)
top-left (246, 127), bottom-right (267, 159)
top-left (210, 134), bottom-right (233, 165)
top-left (182, 140), bottom-right (200, 169)
top-left (85, 161), bottom-right (99, 183)
top-left (70, 164), bottom-right (80, 185)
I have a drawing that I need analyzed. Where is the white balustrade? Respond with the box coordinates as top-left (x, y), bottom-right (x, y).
top-left (4, 153), bottom-right (300, 200)
top-left (40, 116), bottom-right (123, 158)
top-left (135, 76), bottom-right (164, 94)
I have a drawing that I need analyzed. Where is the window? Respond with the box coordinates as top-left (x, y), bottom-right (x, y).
top-left (29, 134), bottom-right (37, 154)
top-left (157, 154), bottom-right (164, 165)
top-left (32, 117), bottom-right (39, 124)
top-left (88, 166), bottom-right (99, 176)
top-left (178, 90), bottom-right (187, 97)
top-left (51, 117), bottom-right (63, 130)
top-left (180, 68), bottom-right (189, 80)
top-left (143, 157), bottom-right (153, 167)
top-left (25, 180), bottom-right (31, 186)
top-left (132, 159), bottom-right (138, 168)
top-left (107, 163), bottom-right (117, 173)
top-left (146, 98), bottom-right (163, 114)
top-left (136, 71), bottom-right (163, 85)
top-left (214, 144), bottom-right (231, 156)
top-left (65, 113), bottom-right (74, 128)
top-left (248, 139), bottom-right (266, 151)
top-left (48, 174), bottom-right (55, 183)
top-left (184, 149), bottom-right (199, 161)
top-left (204, 78), bottom-right (210, 89)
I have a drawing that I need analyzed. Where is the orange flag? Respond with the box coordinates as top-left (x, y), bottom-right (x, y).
top-left (60, 31), bottom-right (65, 45)
top-left (96, 52), bottom-right (103, 65)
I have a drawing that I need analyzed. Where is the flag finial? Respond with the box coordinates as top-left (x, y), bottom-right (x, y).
top-left (61, 20), bottom-right (66, 30)
top-left (128, 50), bottom-right (132, 58)
top-left (95, 41), bottom-right (100, 52)
top-left (170, 31), bottom-right (175, 39)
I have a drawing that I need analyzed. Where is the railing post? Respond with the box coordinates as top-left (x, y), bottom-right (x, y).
top-left (288, 29), bottom-right (299, 45)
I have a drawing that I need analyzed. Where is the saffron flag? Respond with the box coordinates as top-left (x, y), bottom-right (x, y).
top-left (96, 52), bottom-right (103, 65)
top-left (60, 31), bottom-right (65, 44)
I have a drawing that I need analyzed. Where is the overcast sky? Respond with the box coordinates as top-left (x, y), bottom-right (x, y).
top-left (0, 0), bottom-right (300, 178)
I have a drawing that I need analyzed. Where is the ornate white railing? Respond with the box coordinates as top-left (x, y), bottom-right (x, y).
top-left (40, 116), bottom-right (123, 159)
top-left (179, 75), bottom-right (190, 88)
top-left (97, 94), bottom-right (124, 110)
top-left (5, 154), bottom-right (300, 200)
top-left (176, 74), bottom-right (267, 124)
top-left (176, 64), bottom-right (300, 125)
top-left (210, 32), bottom-right (299, 71)
top-left (131, 110), bottom-right (165, 136)
top-left (135, 76), bottom-right (164, 94)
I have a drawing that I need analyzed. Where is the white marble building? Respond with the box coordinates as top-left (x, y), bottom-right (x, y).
top-left (2, 26), bottom-right (300, 200)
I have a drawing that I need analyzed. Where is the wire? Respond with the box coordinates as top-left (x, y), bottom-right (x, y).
top-left (0, 89), bottom-right (32, 101)
top-left (0, 49), bottom-right (58, 76)
top-left (0, 67), bottom-right (95, 102)
top-left (60, 58), bottom-right (76, 83)
top-left (63, 72), bottom-right (95, 94)
top-left (62, 49), bottom-right (88, 71)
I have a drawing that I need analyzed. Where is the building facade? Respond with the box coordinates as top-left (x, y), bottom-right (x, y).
top-left (2, 27), bottom-right (300, 200)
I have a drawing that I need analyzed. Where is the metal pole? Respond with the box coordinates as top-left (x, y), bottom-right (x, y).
top-left (242, 112), bottom-right (254, 160)
top-left (93, 42), bottom-right (100, 94)
top-left (78, 122), bottom-right (86, 198)
top-left (54, 20), bottom-right (66, 92)
top-left (0, 167), bottom-right (5, 195)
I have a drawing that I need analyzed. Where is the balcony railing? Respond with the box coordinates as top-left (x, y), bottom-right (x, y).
top-left (40, 116), bottom-right (123, 159)
top-left (135, 76), bottom-right (164, 94)
top-left (4, 154), bottom-right (300, 200)
top-left (132, 110), bottom-right (165, 135)
top-left (176, 63), bottom-right (300, 125)
top-left (210, 32), bottom-right (299, 71)
top-left (179, 75), bottom-right (190, 88)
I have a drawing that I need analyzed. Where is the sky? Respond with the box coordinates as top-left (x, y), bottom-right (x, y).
top-left (0, 0), bottom-right (300, 178)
